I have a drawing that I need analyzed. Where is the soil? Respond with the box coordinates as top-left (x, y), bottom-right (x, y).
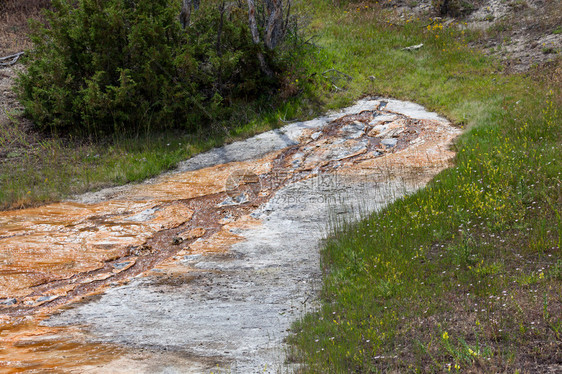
top-left (0, 0), bottom-right (45, 134)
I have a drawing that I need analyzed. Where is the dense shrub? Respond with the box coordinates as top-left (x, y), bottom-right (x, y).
top-left (17, 0), bottom-right (297, 134)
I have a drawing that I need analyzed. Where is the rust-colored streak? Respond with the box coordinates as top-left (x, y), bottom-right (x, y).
top-left (0, 201), bottom-right (156, 298)
top-left (345, 118), bottom-right (459, 182)
top-left (0, 109), bottom-right (458, 316)
top-left (0, 156), bottom-right (276, 317)
top-left (0, 105), bottom-right (460, 371)
top-left (0, 316), bottom-right (126, 373)
top-left (128, 159), bottom-right (274, 201)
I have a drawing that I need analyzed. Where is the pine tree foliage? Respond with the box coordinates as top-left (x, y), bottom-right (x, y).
top-left (17, 0), bottom-right (302, 134)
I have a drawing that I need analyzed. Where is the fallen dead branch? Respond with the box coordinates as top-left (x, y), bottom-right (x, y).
top-left (0, 52), bottom-right (24, 68)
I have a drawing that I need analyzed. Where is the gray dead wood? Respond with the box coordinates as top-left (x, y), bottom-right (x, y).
top-left (0, 52), bottom-right (24, 68)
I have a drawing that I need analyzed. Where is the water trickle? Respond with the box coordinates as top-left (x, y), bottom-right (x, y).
top-left (0, 99), bottom-right (461, 371)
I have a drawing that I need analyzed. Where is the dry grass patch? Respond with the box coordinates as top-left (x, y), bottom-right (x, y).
top-left (0, 0), bottom-right (50, 55)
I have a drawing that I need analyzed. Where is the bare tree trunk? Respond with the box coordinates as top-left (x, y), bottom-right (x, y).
top-left (180, 0), bottom-right (192, 28)
top-left (264, 0), bottom-right (283, 50)
top-left (246, 0), bottom-right (273, 76)
top-left (246, 0), bottom-right (261, 44)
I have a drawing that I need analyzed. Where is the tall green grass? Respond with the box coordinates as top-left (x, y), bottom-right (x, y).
top-left (288, 1), bottom-right (561, 372)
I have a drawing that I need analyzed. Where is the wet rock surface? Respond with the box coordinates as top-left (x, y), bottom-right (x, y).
top-left (46, 177), bottom-right (416, 373)
top-left (0, 98), bottom-right (460, 373)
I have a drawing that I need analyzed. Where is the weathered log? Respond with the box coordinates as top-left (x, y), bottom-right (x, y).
top-left (0, 52), bottom-right (24, 68)
top-left (246, 0), bottom-right (273, 76)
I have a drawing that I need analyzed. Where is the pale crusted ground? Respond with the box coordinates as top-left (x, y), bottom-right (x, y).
top-left (1, 99), bottom-right (461, 373)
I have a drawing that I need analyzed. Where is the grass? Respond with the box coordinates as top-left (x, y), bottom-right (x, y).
top-left (0, 100), bottom-right (309, 209)
top-left (1, 0), bottom-right (561, 370)
top-left (286, 1), bottom-right (562, 372)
